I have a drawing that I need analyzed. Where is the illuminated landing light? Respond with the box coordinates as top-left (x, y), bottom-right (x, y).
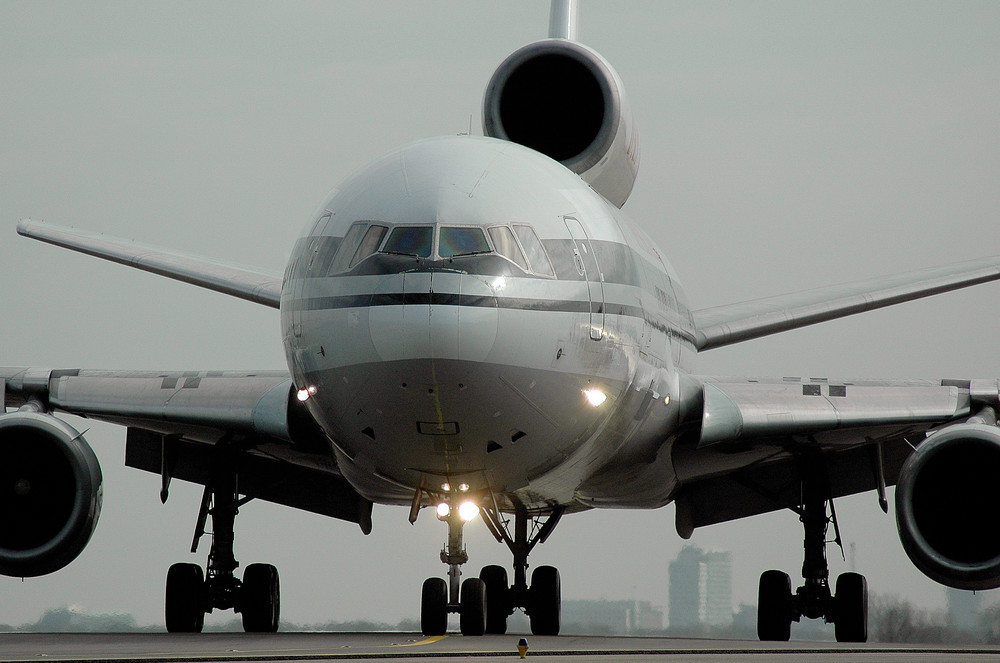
top-left (584, 388), bottom-right (607, 407)
top-left (436, 502), bottom-right (451, 519)
top-left (296, 388), bottom-right (310, 402)
top-left (458, 483), bottom-right (470, 492)
top-left (441, 482), bottom-right (452, 492)
top-left (458, 501), bottom-right (480, 522)
top-left (664, 394), bottom-right (671, 406)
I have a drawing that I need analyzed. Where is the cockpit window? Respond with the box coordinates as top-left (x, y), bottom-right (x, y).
top-left (350, 224), bottom-right (388, 268)
top-left (439, 227), bottom-right (491, 258)
top-left (327, 222), bottom-right (369, 275)
top-left (382, 226), bottom-right (433, 258)
top-left (513, 224), bottom-right (555, 277)
top-left (487, 226), bottom-right (528, 270)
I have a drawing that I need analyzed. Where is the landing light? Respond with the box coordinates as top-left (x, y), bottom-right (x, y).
top-left (441, 482), bottom-right (451, 492)
top-left (458, 483), bottom-right (470, 492)
top-left (458, 501), bottom-right (480, 522)
top-left (436, 502), bottom-right (450, 519)
top-left (296, 388), bottom-right (310, 402)
top-left (584, 388), bottom-right (607, 407)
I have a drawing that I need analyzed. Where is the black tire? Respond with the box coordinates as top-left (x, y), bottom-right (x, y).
top-left (757, 569), bottom-right (792, 641)
top-left (165, 563), bottom-right (205, 633)
top-left (241, 563), bottom-right (280, 633)
top-left (479, 565), bottom-right (510, 634)
top-left (421, 577), bottom-right (448, 636)
top-left (834, 572), bottom-right (868, 643)
top-left (460, 577), bottom-right (487, 636)
top-left (529, 565), bottom-right (561, 636)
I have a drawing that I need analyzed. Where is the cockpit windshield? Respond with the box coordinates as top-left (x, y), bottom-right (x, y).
top-left (439, 227), bottom-right (491, 257)
top-left (382, 226), bottom-right (433, 257)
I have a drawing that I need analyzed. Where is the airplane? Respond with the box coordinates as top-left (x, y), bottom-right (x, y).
top-left (3, 0), bottom-right (1000, 642)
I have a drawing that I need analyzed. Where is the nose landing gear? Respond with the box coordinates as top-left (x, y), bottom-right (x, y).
top-left (418, 496), bottom-right (564, 637)
top-left (420, 496), bottom-right (487, 636)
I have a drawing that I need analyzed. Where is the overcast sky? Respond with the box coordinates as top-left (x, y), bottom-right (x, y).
top-left (2, 1), bottom-right (1000, 632)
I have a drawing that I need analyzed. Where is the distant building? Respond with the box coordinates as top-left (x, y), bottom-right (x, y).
top-left (669, 545), bottom-right (733, 629)
top-left (946, 587), bottom-right (980, 630)
top-left (561, 599), bottom-right (663, 634)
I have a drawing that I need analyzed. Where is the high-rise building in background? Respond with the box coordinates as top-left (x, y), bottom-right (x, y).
top-left (669, 545), bottom-right (733, 629)
top-left (946, 586), bottom-right (981, 631)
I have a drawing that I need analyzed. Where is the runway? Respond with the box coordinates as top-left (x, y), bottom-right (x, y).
top-left (1, 632), bottom-right (999, 663)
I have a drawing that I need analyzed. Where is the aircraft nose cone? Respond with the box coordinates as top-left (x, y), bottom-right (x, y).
top-left (369, 272), bottom-right (498, 362)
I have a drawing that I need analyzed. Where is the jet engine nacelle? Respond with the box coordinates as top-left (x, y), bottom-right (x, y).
top-left (0, 412), bottom-right (103, 577)
top-left (483, 39), bottom-right (639, 208)
top-left (895, 423), bottom-right (1000, 590)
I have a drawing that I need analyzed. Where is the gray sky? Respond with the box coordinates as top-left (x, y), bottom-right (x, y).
top-left (2, 1), bottom-right (999, 630)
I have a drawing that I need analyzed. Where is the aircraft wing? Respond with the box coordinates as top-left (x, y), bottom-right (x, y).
top-left (17, 220), bottom-right (282, 308)
top-left (0, 367), bottom-right (369, 527)
top-left (691, 256), bottom-right (1000, 351)
top-left (671, 374), bottom-right (999, 537)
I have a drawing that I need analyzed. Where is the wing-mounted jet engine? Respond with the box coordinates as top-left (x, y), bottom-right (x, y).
top-left (895, 419), bottom-right (1000, 590)
top-left (483, 39), bottom-right (640, 208)
top-left (0, 410), bottom-right (103, 577)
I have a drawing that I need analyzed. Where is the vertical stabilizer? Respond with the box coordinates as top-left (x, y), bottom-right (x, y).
top-left (548, 0), bottom-right (578, 40)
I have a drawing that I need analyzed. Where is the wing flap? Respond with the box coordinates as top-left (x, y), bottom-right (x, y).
top-left (17, 220), bottom-right (282, 308)
top-left (692, 256), bottom-right (1000, 350)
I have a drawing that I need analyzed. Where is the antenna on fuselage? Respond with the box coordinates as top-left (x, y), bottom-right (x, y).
top-left (548, 0), bottom-right (578, 41)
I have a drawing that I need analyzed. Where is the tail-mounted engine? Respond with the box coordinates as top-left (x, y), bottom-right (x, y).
top-left (895, 423), bottom-right (1000, 590)
top-left (0, 412), bottom-right (103, 577)
top-left (483, 39), bottom-right (639, 208)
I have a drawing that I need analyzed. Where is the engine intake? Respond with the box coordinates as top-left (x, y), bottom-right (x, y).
top-left (483, 39), bottom-right (639, 208)
top-left (0, 412), bottom-right (103, 577)
top-left (895, 423), bottom-right (1000, 590)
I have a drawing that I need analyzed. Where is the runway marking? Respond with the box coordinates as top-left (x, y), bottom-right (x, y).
top-left (390, 635), bottom-right (448, 647)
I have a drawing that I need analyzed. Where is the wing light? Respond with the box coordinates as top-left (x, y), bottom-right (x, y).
top-left (584, 388), bottom-right (607, 407)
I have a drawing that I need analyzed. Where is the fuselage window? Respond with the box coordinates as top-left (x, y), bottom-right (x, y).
top-left (487, 226), bottom-right (529, 270)
top-left (439, 227), bottom-right (491, 258)
top-left (513, 224), bottom-right (555, 277)
top-left (349, 224), bottom-right (388, 268)
top-left (382, 226), bottom-right (433, 258)
top-left (327, 222), bottom-right (371, 275)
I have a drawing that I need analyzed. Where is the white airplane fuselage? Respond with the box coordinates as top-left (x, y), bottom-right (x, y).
top-left (280, 136), bottom-right (696, 513)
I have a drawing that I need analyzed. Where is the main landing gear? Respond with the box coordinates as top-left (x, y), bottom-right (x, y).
top-left (419, 495), bottom-right (564, 637)
top-left (757, 459), bottom-right (868, 643)
top-left (164, 458), bottom-right (279, 633)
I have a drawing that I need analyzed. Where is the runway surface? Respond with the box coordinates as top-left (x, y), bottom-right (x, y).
top-left (1, 632), bottom-right (1000, 663)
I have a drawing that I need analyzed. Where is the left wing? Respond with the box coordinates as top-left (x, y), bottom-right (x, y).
top-left (17, 220), bottom-right (282, 308)
top-left (672, 375), bottom-right (999, 536)
top-left (691, 256), bottom-right (1000, 351)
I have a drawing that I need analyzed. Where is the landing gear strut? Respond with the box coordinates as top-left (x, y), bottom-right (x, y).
top-left (419, 496), bottom-right (486, 636)
top-left (757, 458), bottom-right (867, 642)
top-left (164, 452), bottom-right (279, 633)
top-left (419, 496), bottom-right (563, 637)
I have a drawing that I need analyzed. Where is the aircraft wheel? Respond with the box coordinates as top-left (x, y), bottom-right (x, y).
top-left (529, 565), bottom-right (561, 636)
top-left (834, 572), bottom-right (868, 643)
top-left (757, 569), bottom-right (792, 641)
top-left (241, 563), bottom-right (280, 632)
top-left (460, 577), bottom-right (487, 636)
top-left (165, 563), bottom-right (205, 633)
top-left (421, 577), bottom-right (448, 636)
top-left (479, 565), bottom-right (510, 634)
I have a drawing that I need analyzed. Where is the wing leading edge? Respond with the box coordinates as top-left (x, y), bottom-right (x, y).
top-left (17, 220), bottom-right (282, 308)
top-left (692, 255), bottom-right (1000, 351)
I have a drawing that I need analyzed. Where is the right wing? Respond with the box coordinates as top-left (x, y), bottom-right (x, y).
top-left (1, 367), bottom-right (367, 527)
top-left (17, 220), bottom-right (283, 308)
